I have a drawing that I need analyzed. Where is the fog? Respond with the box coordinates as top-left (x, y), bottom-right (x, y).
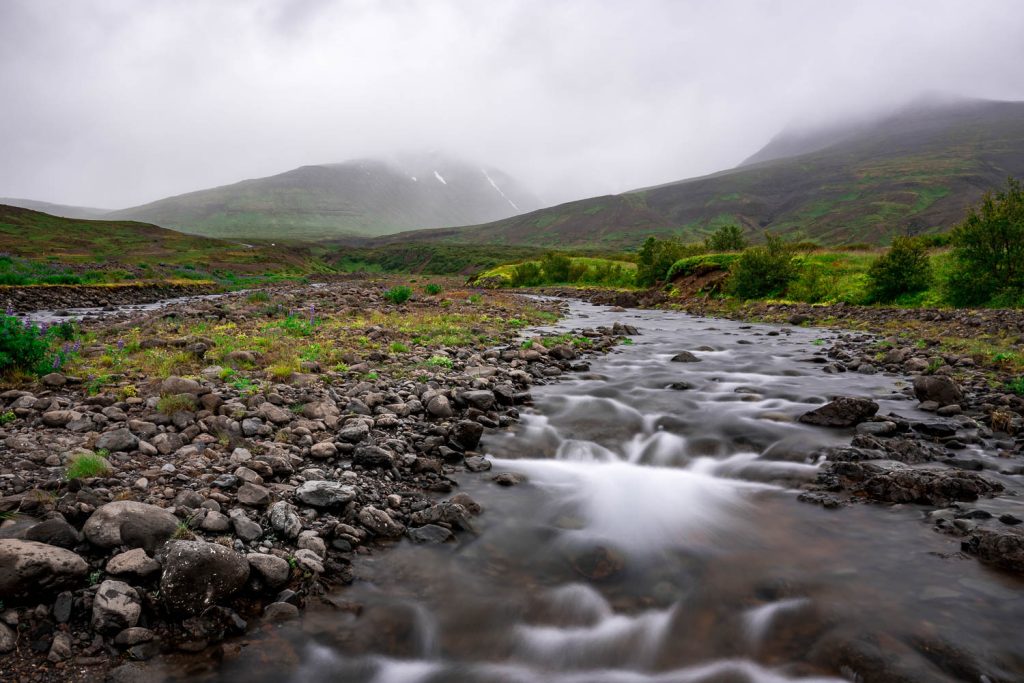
top-left (1, 0), bottom-right (1022, 209)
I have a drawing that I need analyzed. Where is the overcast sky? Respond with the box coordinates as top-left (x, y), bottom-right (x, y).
top-left (1, 0), bottom-right (1023, 208)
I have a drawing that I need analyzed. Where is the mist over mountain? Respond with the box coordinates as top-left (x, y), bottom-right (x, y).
top-left (380, 97), bottom-right (1024, 249)
top-left (0, 197), bottom-right (110, 221)
top-left (100, 153), bottom-right (542, 240)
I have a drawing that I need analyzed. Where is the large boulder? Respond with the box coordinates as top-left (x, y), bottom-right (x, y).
top-left (95, 428), bottom-right (139, 453)
top-left (798, 397), bottom-right (879, 428)
top-left (450, 420), bottom-right (484, 451)
top-left (963, 528), bottom-right (1024, 574)
top-left (0, 539), bottom-right (88, 600)
top-left (160, 541), bottom-right (250, 616)
top-left (83, 501), bottom-right (179, 552)
top-left (91, 580), bottom-right (142, 633)
top-left (913, 375), bottom-right (963, 407)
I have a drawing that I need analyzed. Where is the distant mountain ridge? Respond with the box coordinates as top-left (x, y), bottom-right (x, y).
top-left (0, 197), bottom-right (111, 220)
top-left (379, 97), bottom-right (1024, 249)
top-left (102, 153), bottom-right (542, 240)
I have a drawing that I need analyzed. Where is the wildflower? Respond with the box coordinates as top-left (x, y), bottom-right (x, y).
top-left (117, 339), bottom-right (125, 352)
top-left (4, 306), bottom-right (12, 316)
top-left (52, 356), bottom-right (62, 370)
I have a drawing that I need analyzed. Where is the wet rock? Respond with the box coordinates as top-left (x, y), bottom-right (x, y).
top-left (962, 528), bottom-right (1024, 573)
top-left (670, 351), bottom-right (701, 363)
top-left (493, 472), bottom-right (526, 486)
top-left (569, 545), bottom-right (625, 580)
top-left (357, 506), bottom-right (405, 537)
top-left (465, 455), bottom-right (492, 472)
top-left (912, 420), bottom-right (958, 438)
top-left (798, 397), bottom-right (879, 428)
top-left (827, 462), bottom-right (1003, 506)
top-left (83, 501), bottom-right (179, 552)
top-left (294, 480), bottom-right (356, 509)
top-left (247, 553), bottom-right (291, 589)
top-left (450, 419), bottom-right (484, 450)
top-left (263, 601), bottom-right (300, 622)
top-left (407, 524), bottom-right (453, 544)
top-left (92, 579), bottom-right (142, 633)
top-left (160, 541), bottom-right (250, 616)
top-left (913, 375), bottom-right (963, 407)
top-left (0, 539), bottom-right (88, 600)
top-left (95, 427), bottom-right (139, 452)
top-left (410, 501), bottom-right (473, 531)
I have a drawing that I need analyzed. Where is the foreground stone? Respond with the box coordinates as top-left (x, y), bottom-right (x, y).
top-left (83, 501), bottom-right (179, 552)
top-left (0, 539), bottom-right (88, 600)
top-left (798, 397), bottom-right (879, 428)
top-left (160, 541), bottom-right (250, 616)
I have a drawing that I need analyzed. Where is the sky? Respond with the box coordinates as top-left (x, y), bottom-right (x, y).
top-left (1, 0), bottom-right (1023, 209)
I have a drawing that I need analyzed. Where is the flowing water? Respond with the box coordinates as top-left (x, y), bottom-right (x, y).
top-left (205, 301), bottom-right (1023, 683)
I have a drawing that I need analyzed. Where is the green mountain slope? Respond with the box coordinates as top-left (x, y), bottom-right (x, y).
top-left (107, 154), bottom-right (541, 241)
top-left (0, 197), bottom-right (111, 220)
top-left (382, 98), bottom-right (1024, 249)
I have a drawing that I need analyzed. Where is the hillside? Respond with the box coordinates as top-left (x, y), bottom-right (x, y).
top-left (0, 204), bottom-right (308, 272)
top-left (0, 197), bottom-right (110, 220)
top-left (106, 153), bottom-right (542, 240)
top-left (381, 98), bottom-right (1024, 249)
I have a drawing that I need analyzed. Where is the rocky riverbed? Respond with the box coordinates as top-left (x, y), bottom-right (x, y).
top-left (1, 283), bottom-right (221, 315)
top-left (0, 279), bottom-right (639, 681)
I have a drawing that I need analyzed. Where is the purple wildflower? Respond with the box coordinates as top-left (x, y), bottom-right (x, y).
top-left (117, 339), bottom-right (125, 352)
top-left (52, 356), bottom-right (62, 370)
top-left (4, 306), bottom-right (12, 316)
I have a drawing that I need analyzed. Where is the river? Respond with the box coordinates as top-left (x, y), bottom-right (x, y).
top-left (183, 299), bottom-right (1023, 683)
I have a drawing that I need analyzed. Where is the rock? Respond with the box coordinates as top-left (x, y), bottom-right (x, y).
top-left (236, 483), bottom-right (271, 507)
top-left (449, 492), bottom-right (482, 515)
top-left (912, 420), bottom-right (958, 438)
top-left (465, 455), bottom-right (492, 472)
top-left (337, 421), bottom-right (370, 443)
top-left (247, 553), bottom-right (291, 589)
top-left (24, 517), bottom-right (81, 549)
top-left (450, 420), bottom-right (484, 450)
top-left (258, 402), bottom-right (293, 425)
top-left (113, 627), bottom-right (155, 647)
top-left (95, 427), bottom-right (139, 452)
top-left (53, 590), bottom-right (73, 622)
top-left (426, 395), bottom-right (454, 418)
top-left (0, 539), bottom-right (88, 599)
top-left (410, 502), bottom-right (473, 531)
top-left (229, 510), bottom-right (263, 542)
top-left (297, 530), bottom-right (327, 558)
top-left (268, 502), bottom-right (301, 540)
top-left (407, 524), bottom-right (453, 544)
top-left (963, 528), bottom-right (1024, 573)
top-left (357, 506), bottom-right (405, 537)
top-left (83, 501), bottom-right (179, 552)
top-left (41, 372), bottom-right (67, 387)
top-left (106, 548), bottom-right (161, 578)
top-left (200, 510), bottom-right (231, 532)
top-left (295, 480), bottom-right (357, 508)
top-left (798, 397), bottom-right (879, 428)
top-left (789, 314), bottom-right (812, 326)
top-left (352, 445), bottom-right (393, 469)
top-left (263, 601), bottom-right (300, 622)
top-left (493, 472), bottom-right (525, 486)
top-left (292, 549), bottom-right (323, 574)
top-left (0, 622), bottom-right (16, 653)
top-left (913, 375), bottom-right (964, 407)
top-left (670, 351), bottom-right (701, 363)
top-left (461, 390), bottom-right (496, 411)
top-left (92, 580), bottom-right (141, 633)
top-left (42, 410), bottom-right (81, 427)
top-left (47, 631), bottom-right (73, 662)
top-left (160, 541), bottom-right (250, 616)
top-left (826, 462), bottom-right (1003, 506)
top-left (309, 441), bottom-right (338, 459)
top-left (161, 376), bottom-right (201, 395)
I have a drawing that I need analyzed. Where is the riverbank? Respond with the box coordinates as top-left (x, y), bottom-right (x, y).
top-left (0, 283), bottom-right (223, 314)
top-left (0, 278), bottom-right (640, 681)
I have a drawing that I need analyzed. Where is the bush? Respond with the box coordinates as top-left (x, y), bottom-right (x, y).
top-left (636, 237), bottom-right (704, 286)
top-left (427, 354), bottom-right (453, 369)
top-left (157, 393), bottom-right (198, 414)
top-left (866, 236), bottom-right (932, 303)
top-left (666, 253), bottom-right (740, 280)
top-left (704, 225), bottom-right (747, 252)
top-left (540, 253), bottom-right (572, 282)
top-left (728, 234), bottom-right (798, 299)
top-left (946, 177), bottom-right (1024, 306)
top-left (510, 262), bottom-right (543, 287)
top-left (384, 286), bottom-right (413, 304)
top-left (0, 314), bottom-right (49, 375)
top-left (423, 283), bottom-right (443, 296)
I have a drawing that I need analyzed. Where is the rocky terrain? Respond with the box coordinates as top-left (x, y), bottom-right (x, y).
top-left (1, 283), bottom-right (219, 315)
top-left (0, 279), bottom-right (637, 681)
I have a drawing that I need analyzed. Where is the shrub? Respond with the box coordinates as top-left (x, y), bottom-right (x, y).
top-left (390, 341), bottom-right (409, 353)
top-left (157, 393), bottom-right (198, 414)
top-left (384, 285), bottom-right (413, 304)
top-left (728, 234), bottom-right (798, 299)
top-left (427, 355), bottom-right (453, 369)
top-left (704, 224), bottom-right (747, 252)
top-left (0, 314), bottom-right (49, 375)
top-left (510, 262), bottom-right (543, 287)
top-left (423, 283), bottom-right (443, 296)
top-left (946, 177), bottom-right (1024, 305)
top-left (866, 236), bottom-right (932, 303)
top-left (65, 452), bottom-right (111, 480)
top-left (0, 410), bottom-right (15, 425)
top-left (540, 253), bottom-right (572, 283)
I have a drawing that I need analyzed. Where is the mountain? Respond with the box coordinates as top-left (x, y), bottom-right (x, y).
top-left (107, 153), bottom-right (542, 240)
top-left (380, 98), bottom-right (1024, 249)
top-left (0, 197), bottom-right (110, 220)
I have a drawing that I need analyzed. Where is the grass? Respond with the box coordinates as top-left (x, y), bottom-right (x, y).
top-left (476, 256), bottom-right (637, 288)
top-left (157, 393), bottom-right (198, 414)
top-left (427, 355), bottom-right (454, 369)
top-left (65, 452), bottom-right (111, 480)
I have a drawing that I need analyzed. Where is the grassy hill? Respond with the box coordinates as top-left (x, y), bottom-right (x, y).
top-left (381, 98), bottom-right (1024, 249)
top-left (106, 154), bottom-right (542, 241)
top-left (0, 204), bottom-right (318, 281)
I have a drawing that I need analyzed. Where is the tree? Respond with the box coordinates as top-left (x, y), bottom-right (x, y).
top-left (636, 237), bottom-right (687, 286)
top-left (704, 224), bottom-right (747, 252)
top-left (540, 252), bottom-right (572, 283)
top-left (946, 177), bottom-right (1024, 305)
top-left (867, 236), bottom-right (932, 303)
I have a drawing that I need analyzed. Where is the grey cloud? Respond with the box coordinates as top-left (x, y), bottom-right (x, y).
top-left (1, 0), bottom-right (1023, 208)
